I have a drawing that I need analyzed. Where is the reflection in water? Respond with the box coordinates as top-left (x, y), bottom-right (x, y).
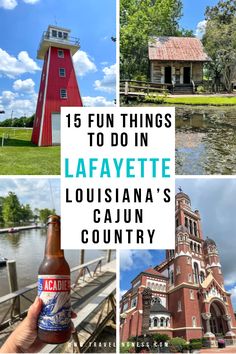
top-left (0, 229), bottom-right (109, 297)
top-left (176, 106), bottom-right (236, 175)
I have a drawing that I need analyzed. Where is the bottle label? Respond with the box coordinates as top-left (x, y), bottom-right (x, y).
top-left (38, 275), bottom-right (71, 331)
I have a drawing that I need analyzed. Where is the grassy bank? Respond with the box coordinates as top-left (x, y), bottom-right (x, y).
top-left (0, 128), bottom-right (60, 175)
top-left (145, 95), bottom-right (236, 106)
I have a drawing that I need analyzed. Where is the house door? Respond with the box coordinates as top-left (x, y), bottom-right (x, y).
top-left (51, 113), bottom-right (60, 145)
top-left (183, 67), bottom-right (191, 84)
top-left (165, 66), bottom-right (172, 84)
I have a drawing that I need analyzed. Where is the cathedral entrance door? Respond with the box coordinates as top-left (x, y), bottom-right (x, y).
top-left (210, 301), bottom-right (228, 336)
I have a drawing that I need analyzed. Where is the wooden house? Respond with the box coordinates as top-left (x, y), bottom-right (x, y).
top-left (148, 37), bottom-right (210, 93)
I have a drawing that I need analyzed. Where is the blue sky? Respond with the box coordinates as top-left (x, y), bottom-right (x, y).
top-left (0, 0), bottom-right (116, 120)
top-left (120, 178), bottom-right (236, 310)
top-left (181, 0), bottom-right (218, 35)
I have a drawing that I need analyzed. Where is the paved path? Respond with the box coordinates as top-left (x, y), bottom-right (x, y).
top-left (200, 344), bottom-right (236, 353)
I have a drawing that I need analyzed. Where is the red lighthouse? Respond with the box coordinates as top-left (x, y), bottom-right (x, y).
top-left (32, 25), bottom-right (83, 146)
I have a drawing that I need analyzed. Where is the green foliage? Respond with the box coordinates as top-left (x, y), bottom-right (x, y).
top-left (20, 204), bottom-right (34, 222)
top-left (120, 342), bottom-right (135, 353)
top-left (152, 333), bottom-right (170, 344)
top-left (196, 85), bottom-right (206, 94)
top-left (169, 337), bottom-right (187, 353)
top-left (120, 0), bottom-right (186, 79)
top-left (2, 192), bottom-right (22, 224)
top-left (145, 94), bottom-right (166, 104)
top-left (190, 342), bottom-right (202, 350)
top-left (203, 0), bottom-right (236, 92)
top-left (0, 115), bottom-right (35, 127)
top-left (39, 208), bottom-right (56, 224)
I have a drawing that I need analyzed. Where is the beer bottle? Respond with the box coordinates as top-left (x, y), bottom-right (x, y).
top-left (38, 215), bottom-right (71, 344)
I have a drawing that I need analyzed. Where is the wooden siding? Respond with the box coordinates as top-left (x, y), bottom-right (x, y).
top-left (151, 61), bottom-right (204, 84)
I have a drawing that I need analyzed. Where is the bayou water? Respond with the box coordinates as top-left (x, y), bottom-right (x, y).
top-left (176, 105), bottom-right (236, 175)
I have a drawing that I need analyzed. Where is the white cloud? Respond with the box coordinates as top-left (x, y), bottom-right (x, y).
top-left (13, 78), bottom-right (35, 93)
top-left (0, 179), bottom-right (60, 214)
top-left (82, 96), bottom-right (115, 107)
top-left (0, 48), bottom-right (40, 78)
top-left (195, 20), bottom-right (207, 39)
top-left (120, 289), bottom-right (128, 299)
top-left (22, 0), bottom-right (39, 3)
top-left (73, 50), bottom-right (97, 77)
top-left (0, 89), bottom-right (37, 118)
top-left (120, 250), bottom-right (153, 271)
top-left (0, 0), bottom-right (17, 9)
top-left (94, 64), bottom-right (116, 93)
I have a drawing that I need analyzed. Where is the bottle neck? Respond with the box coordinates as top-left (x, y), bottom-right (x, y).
top-left (45, 220), bottom-right (64, 257)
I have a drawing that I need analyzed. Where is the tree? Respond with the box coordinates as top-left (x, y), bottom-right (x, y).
top-left (21, 204), bottom-right (34, 222)
top-left (2, 192), bottom-right (22, 224)
top-left (39, 208), bottom-right (56, 224)
top-left (120, 0), bottom-right (191, 79)
top-left (203, 0), bottom-right (236, 92)
top-left (0, 197), bottom-right (5, 225)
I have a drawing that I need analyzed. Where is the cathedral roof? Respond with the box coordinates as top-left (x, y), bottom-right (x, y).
top-left (150, 300), bottom-right (170, 314)
top-left (203, 237), bottom-right (216, 247)
top-left (175, 192), bottom-right (191, 201)
top-left (143, 267), bottom-right (166, 277)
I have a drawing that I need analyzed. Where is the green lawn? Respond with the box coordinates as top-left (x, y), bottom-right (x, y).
top-left (145, 95), bottom-right (236, 106)
top-left (0, 128), bottom-right (60, 175)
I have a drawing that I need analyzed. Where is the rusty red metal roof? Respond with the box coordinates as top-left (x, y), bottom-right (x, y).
top-left (148, 36), bottom-right (210, 62)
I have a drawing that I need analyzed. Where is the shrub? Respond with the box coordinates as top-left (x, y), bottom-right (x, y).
top-left (196, 85), bottom-right (205, 94)
top-left (190, 342), bottom-right (202, 350)
top-left (169, 337), bottom-right (187, 352)
top-left (152, 333), bottom-right (170, 344)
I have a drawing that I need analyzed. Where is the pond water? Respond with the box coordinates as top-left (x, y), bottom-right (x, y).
top-left (176, 106), bottom-right (236, 175)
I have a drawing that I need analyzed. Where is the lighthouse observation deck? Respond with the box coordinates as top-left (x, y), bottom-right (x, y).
top-left (37, 25), bottom-right (80, 59)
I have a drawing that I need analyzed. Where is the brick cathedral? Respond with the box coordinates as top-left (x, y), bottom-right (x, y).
top-left (120, 191), bottom-right (236, 346)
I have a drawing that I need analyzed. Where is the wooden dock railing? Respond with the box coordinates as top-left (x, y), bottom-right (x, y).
top-left (0, 256), bottom-right (105, 330)
top-left (120, 79), bottom-right (172, 97)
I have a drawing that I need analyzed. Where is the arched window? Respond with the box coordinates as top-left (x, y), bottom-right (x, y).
top-left (198, 244), bottom-right (200, 253)
top-left (190, 241), bottom-right (193, 251)
top-left (200, 271), bottom-right (205, 283)
top-left (185, 217), bottom-right (188, 228)
top-left (170, 270), bottom-right (174, 285)
top-left (160, 317), bottom-right (165, 327)
top-left (166, 318), bottom-right (169, 327)
top-left (153, 318), bottom-right (158, 327)
top-left (194, 222), bottom-right (198, 237)
top-left (194, 243), bottom-right (197, 253)
top-left (193, 263), bottom-right (199, 283)
top-left (189, 220), bottom-right (193, 234)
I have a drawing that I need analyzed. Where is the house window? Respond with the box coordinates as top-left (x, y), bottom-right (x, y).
top-left (123, 302), bottom-right (128, 311)
top-left (192, 316), bottom-right (197, 327)
top-left (160, 317), bottom-right (165, 327)
top-left (58, 31), bottom-right (62, 38)
top-left (177, 301), bottom-right (182, 312)
top-left (59, 68), bottom-right (66, 77)
top-left (185, 217), bottom-right (188, 228)
top-left (153, 318), bottom-right (158, 327)
top-left (170, 270), bottom-right (174, 285)
top-left (189, 220), bottom-right (193, 234)
top-left (193, 263), bottom-right (199, 284)
top-left (63, 32), bottom-right (68, 39)
top-left (190, 290), bottom-right (194, 300)
top-left (52, 29), bottom-right (57, 37)
top-left (131, 296), bottom-right (137, 308)
top-left (60, 88), bottom-right (67, 99)
top-left (200, 271), bottom-right (205, 283)
top-left (194, 222), bottom-right (198, 237)
top-left (58, 49), bottom-right (64, 58)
